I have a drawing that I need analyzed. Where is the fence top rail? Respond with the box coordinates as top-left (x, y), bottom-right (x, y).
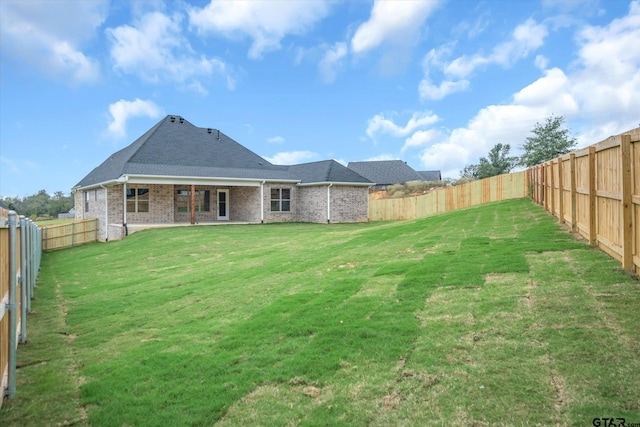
top-left (594, 135), bottom-right (623, 153)
top-left (41, 218), bottom-right (96, 230)
top-left (529, 127), bottom-right (640, 168)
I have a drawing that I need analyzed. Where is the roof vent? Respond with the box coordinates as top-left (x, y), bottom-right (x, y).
top-left (170, 116), bottom-right (175, 122)
top-left (217, 130), bottom-right (220, 140)
top-left (207, 128), bottom-right (212, 134)
top-left (179, 117), bottom-right (184, 124)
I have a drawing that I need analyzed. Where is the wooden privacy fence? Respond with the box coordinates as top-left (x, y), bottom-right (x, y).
top-left (42, 218), bottom-right (97, 251)
top-left (369, 170), bottom-right (528, 221)
top-left (529, 129), bottom-right (640, 275)
top-left (0, 208), bottom-right (42, 408)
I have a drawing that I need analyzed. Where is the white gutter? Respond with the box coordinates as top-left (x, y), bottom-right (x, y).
top-left (260, 180), bottom-right (265, 223)
top-left (123, 180), bottom-right (127, 228)
top-left (327, 183), bottom-right (333, 224)
top-left (73, 179), bottom-right (121, 192)
top-left (297, 181), bottom-right (372, 187)
top-left (74, 174), bottom-right (300, 191)
top-left (100, 184), bottom-right (109, 241)
top-left (123, 174), bottom-right (299, 187)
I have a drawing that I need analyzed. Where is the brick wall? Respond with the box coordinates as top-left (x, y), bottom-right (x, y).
top-left (329, 186), bottom-right (369, 223)
top-left (74, 190), bottom-right (83, 220)
top-left (76, 181), bottom-right (369, 240)
top-left (298, 186), bottom-right (328, 223)
top-left (297, 185), bottom-right (369, 223)
top-left (232, 187), bottom-right (261, 222)
top-left (77, 187), bottom-right (107, 240)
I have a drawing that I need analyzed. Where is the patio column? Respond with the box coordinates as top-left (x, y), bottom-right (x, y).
top-left (190, 184), bottom-right (196, 225)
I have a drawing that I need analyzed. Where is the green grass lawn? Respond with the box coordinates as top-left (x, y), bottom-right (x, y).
top-left (2, 199), bottom-right (639, 426)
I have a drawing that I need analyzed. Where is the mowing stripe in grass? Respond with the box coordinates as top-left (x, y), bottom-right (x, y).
top-left (2, 199), bottom-right (638, 426)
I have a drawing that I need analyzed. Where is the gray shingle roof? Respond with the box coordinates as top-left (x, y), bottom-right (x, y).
top-left (75, 115), bottom-right (372, 188)
top-left (417, 170), bottom-right (442, 181)
top-left (288, 160), bottom-right (371, 184)
top-left (346, 160), bottom-right (424, 185)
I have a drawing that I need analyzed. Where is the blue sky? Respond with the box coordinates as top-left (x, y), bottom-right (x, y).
top-left (1, 0), bottom-right (639, 197)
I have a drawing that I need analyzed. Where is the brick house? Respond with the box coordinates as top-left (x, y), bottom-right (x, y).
top-left (73, 115), bottom-right (372, 241)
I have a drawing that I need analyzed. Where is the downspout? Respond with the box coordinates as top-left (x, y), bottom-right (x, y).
top-left (260, 180), bottom-right (265, 223)
top-left (327, 183), bottom-right (333, 224)
top-left (100, 184), bottom-right (109, 241)
top-left (122, 180), bottom-right (128, 236)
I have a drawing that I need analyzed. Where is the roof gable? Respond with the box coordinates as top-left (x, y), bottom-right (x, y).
top-left (75, 115), bottom-right (372, 188)
top-left (128, 116), bottom-right (274, 169)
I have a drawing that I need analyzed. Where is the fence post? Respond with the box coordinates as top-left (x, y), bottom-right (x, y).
top-left (543, 163), bottom-right (548, 209)
top-left (549, 160), bottom-right (555, 216)
top-left (569, 153), bottom-right (577, 233)
top-left (26, 219), bottom-right (32, 312)
top-left (19, 216), bottom-right (27, 343)
top-left (588, 146), bottom-right (597, 246)
top-left (558, 158), bottom-right (564, 223)
top-left (620, 134), bottom-right (633, 271)
top-left (6, 211), bottom-right (17, 400)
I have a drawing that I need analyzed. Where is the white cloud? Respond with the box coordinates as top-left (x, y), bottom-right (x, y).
top-left (189, 0), bottom-right (331, 59)
top-left (107, 11), bottom-right (232, 92)
top-left (445, 19), bottom-right (548, 79)
top-left (107, 99), bottom-right (163, 139)
top-left (418, 78), bottom-right (470, 100)
top-left (402, 129), bottom-right (441, 153)
top-left (264, 151), bottom-right (318, 165)
top-left (0, 0), bottom-right (106, 84)
top-left (514, 68), bottom-right (578, 111)
top-left (420, 18), bottom-right (548, 100)
top-left (318, 42), bottom-right (348, 83)
top-left (362, 154), bottom-right (399, 162)
top-left (534, 54), bottom-right (549, 70)
top-left (366, 111), bottom-right (440, 139)
top-left (267, 136), bottom-right (285, 144)
top-left (419, 44), bottom-right (471, 99)
top-left (351, 0), bottom-right (441, 54)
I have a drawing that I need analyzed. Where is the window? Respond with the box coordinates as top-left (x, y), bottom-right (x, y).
top-left (126, 188), bottom-right (149, 213)
top-left (270, 188), bottom-right (291, 212)
top-left (176, 190), bottom-right (210, 212)
top-left (85, 191), bottom-right (90, 213)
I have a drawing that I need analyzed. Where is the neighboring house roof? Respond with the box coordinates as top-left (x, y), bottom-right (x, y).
top-left (75, 115), bottom-right (372, 189)
top-left (347, 160), bottom-right (424, 185)
top-left (417, 170), bottom-right (442, 181)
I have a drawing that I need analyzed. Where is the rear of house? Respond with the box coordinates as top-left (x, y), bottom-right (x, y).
top-left (74, 116), bottom-right (372, 241)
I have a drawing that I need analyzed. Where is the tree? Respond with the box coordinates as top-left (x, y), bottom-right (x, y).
top-left (460, 143), bottom-right (518, 180)
top-left (476, 143), bottom-right (519, 179)
top-left (520, 115), bottom-right (577, 167)
top-left (459, 164), bottom-right (479, 181)
top-left (0, 190), bottom-right (73, 218)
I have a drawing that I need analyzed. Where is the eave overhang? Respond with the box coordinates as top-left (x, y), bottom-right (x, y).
top-left (296, 181), bottom-right (374, 187)
top-left (73, 174), bottom-right (301, 191)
